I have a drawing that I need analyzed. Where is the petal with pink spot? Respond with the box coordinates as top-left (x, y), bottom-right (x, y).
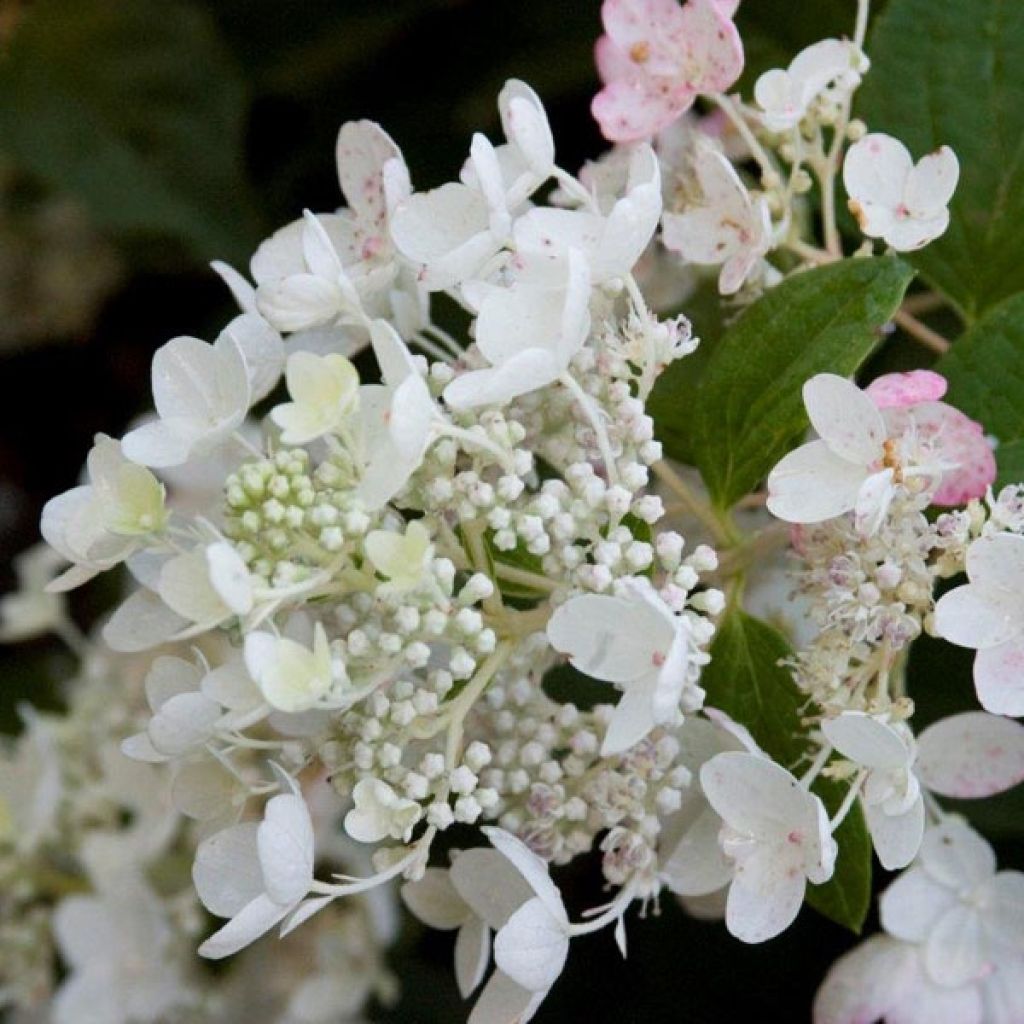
top-left (865, 370), bottom-right (948, 410)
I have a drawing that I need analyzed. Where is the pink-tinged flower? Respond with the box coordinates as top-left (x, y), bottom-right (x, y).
top-left (592, 0), bottom-right (744, 143)
top-left (866, 371), bottom-right (995, 506)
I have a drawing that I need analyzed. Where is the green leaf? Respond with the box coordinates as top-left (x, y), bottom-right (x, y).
top-left (701, 608), bottom-right (872, 933)
top-left (650, 256), bottom-right (913, 509)
top-left (858, 0), bottom-right (1024, 320)
top-left (936, 291), bottom-right (1024, 448)
top-left (0, 0), bottom-right (260, 263)
top-left (995, 440), bottom-right (1024, 489)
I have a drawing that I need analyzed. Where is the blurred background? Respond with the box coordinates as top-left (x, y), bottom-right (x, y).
top-left (0, 1), bottom-right (1018, 1020)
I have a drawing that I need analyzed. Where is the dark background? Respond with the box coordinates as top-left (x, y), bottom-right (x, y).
top-left (0, 1), bottom-right (1019, 1020)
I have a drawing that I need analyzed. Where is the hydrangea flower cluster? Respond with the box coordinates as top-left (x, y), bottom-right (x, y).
top-left (3, 0), bottom-right (1023, 1021)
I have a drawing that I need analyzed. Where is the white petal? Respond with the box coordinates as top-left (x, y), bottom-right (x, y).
top-left (905, 146), bottom-right (959, 217)
top-left (854, 469), bottom-right (896, 536)
top-left (335, 119), bottom-right (406, 222)
top-left (192, 823), bottom-right (263, 917)
top-left (766, 440), bottom-right (866, 523)
top-left (102, 588), bottom-right (188, 652)
top-left (926, 905), bottom-right (988, 987)
top-left (917, 712), bottom-right (1024, 798)
top-left (866, 794), bottom-right (925, 870)
top-left (456, 915), bottom-right (491, 997)
top-left (172, 760), bottom-right (236, 821)
top-left (879, 866), bottom-right (955, 942)
top-left (493, 898), bottom-right (569, 993)
top-left (258, 793), bottom-right (314, 905)
top-left (149, 692), bottom-right (221, 756)
top-left (499, 79), bottom-right (555, 179)
top-left (210, 260), bottom-right (257, 313)
top-left (52, 896), bottom-right (119, 967)
top-left (251, 219), bottom-right (306, 283)
top-left (661, 805), bottom-right (735, 896)
top-left (482, 827), bottom-right (567, 925)
top-left (144, 654), bottom-right (202, 711)
top-left (218, 313), bottom-right (284, 403)
top-left (197, 893), bottom-right (290, 959)
top-left (389, 182), bottom-right (495, 290)
top-left (884, 210), bottom-right (950, 252)
top-left (120, 418), bottom-right (201, 469)
top-left (812, 934), bottom-right (920, 1024)
top-left (821, 712), bottom-right (910, 769)
top-left (803, 374), bottom-right (886, 464)
top-left (726, 842), bottom-right (807, 943)
top-left (601, 676), bottom-right (659, 756)
top-left (450, 848), bottom-right (536, 930)
top-left (468, 970), bottom-right (544, 1024)
top-left (975, 637), bottom-right (1024, 716)
top-left (920, 820), bottom-right (995, 889)
top-left (442, 349), bottom-right (563, 410)
top-left (967, 533), bottom-right (1024, 593)
top-left (700, 751), bottom-right (814, 839)
top-left (546, 584), bottom-right (674, 684)
top-left (401, 868), bottom-right (468, 930)
top-left (933, 584), bottom-right (1023, 650)
top-left (978, 871), bottom-right (1024, 953)
top-left (257, 274), bottom-right (344, 333)
top-left (843, 133), bottom-right (913, 211)
top-left (205, 542), bottom-right (253, 615)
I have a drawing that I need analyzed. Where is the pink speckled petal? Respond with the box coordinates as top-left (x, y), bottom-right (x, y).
top-left (917, 712), bottom-right (1024, 799)
top-left (592, 76), bottom-right (695, 142)
top-left (601, 0), bottom-right (689, 76)
top-left (595, 34), bottom-right (636, 85)
top-left (866, 370), bottom-right (948, 409)
top-left (910, 403), bottom-right (995, 505)
top-left (975, 637), bottom-right (1024, 717)
top-left (678, 0), bottom-right (744, 94)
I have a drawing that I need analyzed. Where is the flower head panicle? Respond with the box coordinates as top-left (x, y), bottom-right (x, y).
top-left (8, 11), bottom-right (1021, 1017)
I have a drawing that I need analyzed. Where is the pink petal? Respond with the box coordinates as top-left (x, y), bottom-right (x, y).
top-left (677, 0), bottom-right (744, 94)
top-left (924, 404), bottom-right (995, 505)
top-left (601, 0), bottom-right (690, 77)
top-left (865, 370), bottom-right (948, 409)
top-left (592, 76), bottom-right (695, 142)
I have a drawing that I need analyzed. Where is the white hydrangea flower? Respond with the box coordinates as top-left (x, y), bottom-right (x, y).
top-left (237, 121), bottom-right (413, 331)
top-left (814, 933), bottom-right (993, 1024)
top-left (821, 711), bottom-right (924, 870)
top-left (512, 143), bottom-right (662, 286)
top-left (244, 621), bottom-right (338, 714)
top-left (933, 533), bottom-right (1024, 716)
top-left (0, 708), bottom-right (62, 854)
top-left (271, 350), bottom-right (360, 445)
top-left (880, 820), bottom-right (1024, 987)
top-left (364, 520), bottom-right (435, 593)
top-left (344, 777), bottom-right (423, 844)
top-left (122, 314), bottom-right (283, 468)
top-left (0, 544), bottom-right (67, 641)
top-left (700, 750), bottom-right (837, 943)
top-left (754, 39), bottom-right (867, 132)
top-left (195, 779), bottom-right (321, 959)
top-left (401, 849), bottom-right (534, 1000)
top-left (661, 145), bottom-right (772, 295)
top-left (41, 434), bottom-right (167, 591)
top-left (484, 827), bottom-right (571, 1004)
top-left (51, 871), bottom-right (193, 1024)
top-left (442, 248), bottom-right (591, 410)
top-left (766, 374), bottom-right (943, 536)
top-left (844, 133), bottom-right (959, 252)
top-left (547, 576), bottom-right (699, 756)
